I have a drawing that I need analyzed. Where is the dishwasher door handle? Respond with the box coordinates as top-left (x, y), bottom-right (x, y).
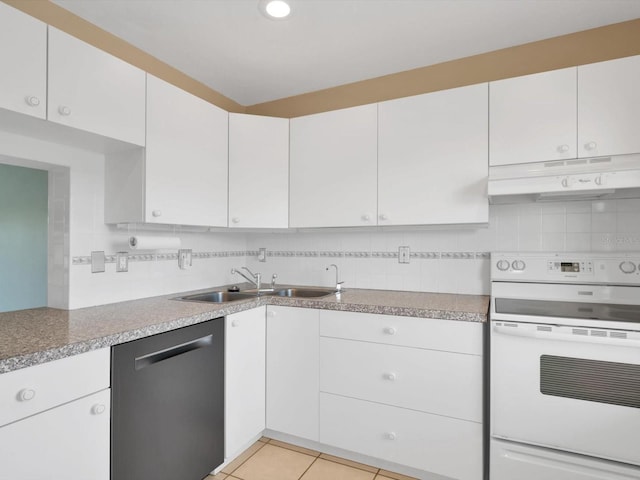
top-left (135, 334), bottom-right (213, 370)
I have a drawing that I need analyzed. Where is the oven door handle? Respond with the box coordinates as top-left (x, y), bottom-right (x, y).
top-left (493, 324), bottom-right (640, 348)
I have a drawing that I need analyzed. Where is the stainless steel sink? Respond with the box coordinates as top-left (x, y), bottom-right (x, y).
top-left (273, 287), bottom-right (338, 298)
top-left (175, 286), bottom-right (338, 304)
top-left (176, 291), bottom-right (257, 303)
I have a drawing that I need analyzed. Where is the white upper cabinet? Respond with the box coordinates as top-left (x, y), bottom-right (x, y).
top-left (47, 27), bottom-right (146, 146)
top-left (0, 3), bottom-right (47, 119)
top-left (145, 75), bottom-right (228, 226)
top-left (490, 68), bottom-right (577, 166)
top-left (578, 55), bottom-right (640, 158)
top-left (490, 55), bottom-right (640, 166)
top-left (378, 83), bottom-right (489, 226)
top-left (229, 114), bottom-right (289, 228)
top-left (290, 104), bottom-right (378, 228)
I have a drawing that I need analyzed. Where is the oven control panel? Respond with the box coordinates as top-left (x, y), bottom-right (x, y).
top-left (492, 252), bottom-right (640, 285)
top-left (547, 261), bottom-right (593, 274)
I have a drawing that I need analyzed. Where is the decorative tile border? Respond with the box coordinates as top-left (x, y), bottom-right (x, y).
top-left (73, 250), bottom-right (491, 265)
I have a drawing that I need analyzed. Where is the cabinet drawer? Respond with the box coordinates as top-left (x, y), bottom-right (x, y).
top-left (0, 348), bottom-right (110, 427)
top-left (319, 310), bottom-right (482, 354)
top-left (320, 337), bottom-right (482, 422)
top-left (320, 393), bottom-right (482, 480)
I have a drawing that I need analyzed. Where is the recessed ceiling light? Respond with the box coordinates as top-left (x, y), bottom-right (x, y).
top-left (260, 0), bottom-right (291, 19)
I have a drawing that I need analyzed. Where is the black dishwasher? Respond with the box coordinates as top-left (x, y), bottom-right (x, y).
top-left (111, 318), bottom-right (224, 480)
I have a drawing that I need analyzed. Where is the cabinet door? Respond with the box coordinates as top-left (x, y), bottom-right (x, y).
top-left (225, 307), bottom-right (266, 458)
top-left (146, 74), bottom-right (229, 226)
top-left (229, 114), bottom-right (289, 228)
top-left (378, 83), bottom-right (489, 226)
top-left (47, 27), bottom-right (145, 146)
top-left (290, 104), bottom-right (377, 228)
top-left (0, 389), bottom-right (110, 480)
top-left (0, 3), bottom-right (47, 119)
top-left (490, 68), bottom-right (577, 166)
top-left (578, 55), bottom-right (640, 158)
top-left (266, 306), bottom-right (319, 441)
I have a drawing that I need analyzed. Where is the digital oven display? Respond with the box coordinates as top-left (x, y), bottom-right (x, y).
top-left (561, 262), bottom-right (580, 272)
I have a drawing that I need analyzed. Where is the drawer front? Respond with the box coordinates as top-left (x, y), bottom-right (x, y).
top-left (320, 337), bottom-right (482, 422)
top-left (319, 310), bottom-right (482, 354)
top-left (0, 348), bottom-right (110, 427)
top-left (320, 393), bottom-right (483, 480)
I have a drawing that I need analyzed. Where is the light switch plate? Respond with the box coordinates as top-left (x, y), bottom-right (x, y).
top-left (116, 252), bottom-right (128, 272)
top-left (91, 251), bottom-right (105, 273)
top-left (398, 246), bottom-right (410, 264)
top-left (178, 249), bottom-right (192, 270)
top-left (258, 247), bottom-right (267, 262)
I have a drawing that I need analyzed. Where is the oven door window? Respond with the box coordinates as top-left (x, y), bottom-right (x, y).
top-left (540, 355), bottom-right (640, 409)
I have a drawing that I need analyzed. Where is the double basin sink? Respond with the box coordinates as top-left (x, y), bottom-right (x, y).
top-left (175, 287), bottom-right (338, 304)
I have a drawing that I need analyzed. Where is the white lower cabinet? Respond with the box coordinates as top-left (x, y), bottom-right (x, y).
top-left (225, 307), bottom-right (266, 458)
top-left (0, 348), bottom-right (111, 479)
top-left (320, 393), bottom-right (482, 480)
top-left (319, 310), bottom-right (483, 480)
top-left (0, 389), bottom-right (110, 479)
top-left (266, 306), bottom-right (319, 441)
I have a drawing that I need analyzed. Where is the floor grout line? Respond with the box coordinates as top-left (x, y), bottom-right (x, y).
top-left (297, 456), bottom-right (320, 480)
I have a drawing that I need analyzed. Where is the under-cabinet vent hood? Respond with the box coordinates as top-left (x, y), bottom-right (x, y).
top-left (488, 154), bottom-right (640, 203)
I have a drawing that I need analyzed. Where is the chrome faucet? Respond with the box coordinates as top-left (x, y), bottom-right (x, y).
top-left (271, 273), bottom-right (278, 289)
top-left (326, 264), bottom-right (344, 291)
top-left (231, 267), bottom-right (262, 291)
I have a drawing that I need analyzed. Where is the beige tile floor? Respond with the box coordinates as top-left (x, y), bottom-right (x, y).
top-left (207, 437), bottom-right (418, 480)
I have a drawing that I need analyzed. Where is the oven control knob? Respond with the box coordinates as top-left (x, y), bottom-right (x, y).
top-left (619, 261), bottom-right (636, 274)
top-left (511, 260), bottom-right (526, 271)
top-left (496, 260), bottom-right (510, 271)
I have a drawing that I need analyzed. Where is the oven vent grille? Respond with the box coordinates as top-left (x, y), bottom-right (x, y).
top-left (610, 331), bottom-right (628, 339)
top-left (572, 328), bottom-right (589, 336)
top-left (537, 326), bottom-right (552, 332)
top-left (541, 355), bottom-right (640, 409)
top-left (590, 330), bottom-right (607, 337)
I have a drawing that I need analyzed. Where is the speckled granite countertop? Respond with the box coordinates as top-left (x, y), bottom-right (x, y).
top-left (0, 287), bottom-right (489, 374)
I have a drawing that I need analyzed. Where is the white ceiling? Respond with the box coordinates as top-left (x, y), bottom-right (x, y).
top-left (52, 0), bottom-right (640, 106)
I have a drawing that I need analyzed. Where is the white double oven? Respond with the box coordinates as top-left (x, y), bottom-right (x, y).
top-left (490, 252), bottom-right (640, 479)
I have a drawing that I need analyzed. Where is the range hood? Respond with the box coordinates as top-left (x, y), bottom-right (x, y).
top-left (488, 154), bottom-right (640, 203)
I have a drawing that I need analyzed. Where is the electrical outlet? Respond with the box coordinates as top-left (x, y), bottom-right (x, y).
top-left (398, 246), bottom-right (410, 264)
top-left (258, 247), bottom-right (267, 262)
top-left (91, 251), bottom-right (105, 273)
top-left (178, 249), bottom-right (192, 270)
top-left (116, 252), bottom-right (128, 272)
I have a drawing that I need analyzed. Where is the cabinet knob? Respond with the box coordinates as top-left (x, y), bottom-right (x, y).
top-left (379, 214), bottom-right (388, 221)
top-left (25, 96), bottom-right (40, 107)
top-left (17, 388), bottom-right (36, 402)
top-left (58, 105), bottom-right (71, 116)
top-left (361, 214), bottom-right (371, 222)
top-left (152, 210), bottom-right (162, 217)
top-left (383, 372), bottom-right (397, 381)
top-left (231, 319), bottom-right (240, 327)
top-left (384, 432), bottom-right (397, 441)
top-left (557, 144), bottom-right (570, 153)
top-left (267, 310), bottom-right (276, 318)
top-left (584, 141), bottom-right (597, 151)
top-left (383, 327), bottom-right (397, 335)
top-left (91, 404), bottom-right (106, 415)
top-left (232, 217), bottom-right (240, 224)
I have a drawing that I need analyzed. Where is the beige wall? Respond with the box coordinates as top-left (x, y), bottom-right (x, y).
top-left (6, 1), bottom-right (640, 118)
